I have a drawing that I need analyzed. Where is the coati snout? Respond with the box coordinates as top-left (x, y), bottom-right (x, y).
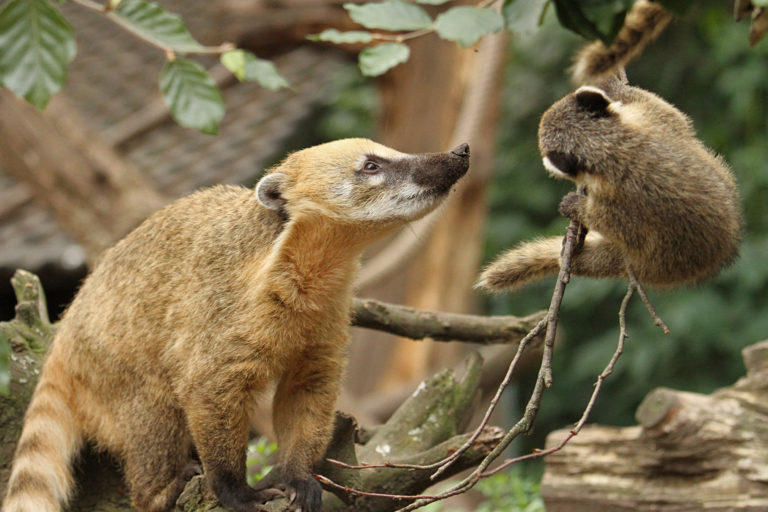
top-left (412, 143), bottom-right (470, 194)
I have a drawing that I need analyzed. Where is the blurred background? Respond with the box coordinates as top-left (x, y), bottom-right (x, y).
top-left (1, 0), bottom-right (766, 505)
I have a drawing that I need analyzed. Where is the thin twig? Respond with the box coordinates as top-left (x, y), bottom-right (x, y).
top-left (541, 220), bottom-right (582, 387)
top-left (480, 281), bottom-right (635, 477)
top-left (351, 298), bottom-right (546, 346)
top-left (429, 317), bottom-right (546, 479)
top-left (326, 315), bottom-right (547, 474)
top-left (627, 267), bottom-right (670, 334)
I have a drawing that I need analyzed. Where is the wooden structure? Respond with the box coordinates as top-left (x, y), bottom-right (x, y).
top-left (542, 340), bottom-right (768, 511)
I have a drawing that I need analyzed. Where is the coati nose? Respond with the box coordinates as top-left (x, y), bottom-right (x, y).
top-left (451, 143), bottom-right (470, 159)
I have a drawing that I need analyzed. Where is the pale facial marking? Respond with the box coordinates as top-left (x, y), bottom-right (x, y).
top-left (542, 156), bottom-right (570, 179)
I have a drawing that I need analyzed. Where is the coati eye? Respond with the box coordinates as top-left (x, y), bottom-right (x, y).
top-left (362, 161), bottom-right (381, 174)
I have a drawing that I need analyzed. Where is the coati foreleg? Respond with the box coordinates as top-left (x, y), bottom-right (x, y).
top-left (181, 374), bottom-right (273, 512)
top-left (253, 342), bottom-right (346, 511)
top-left (476, 231), bottom-right (628, 292)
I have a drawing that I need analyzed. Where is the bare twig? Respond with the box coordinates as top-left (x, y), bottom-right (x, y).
top-left (481, 280), bottom-right (634, 476)
top-left (323, 219), bottom-right (636, 512)
top-left (427, 317), bottom-right (547, 478)
top-left (394, 221), bottom-right (584, 512)
top-left (627, 268), bottom-right (670, 334)
top-left (542, 220), bottom-right (582, 387)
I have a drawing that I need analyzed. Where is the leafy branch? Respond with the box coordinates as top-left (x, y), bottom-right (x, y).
top-left (308, 0), bottom-right (708, 77)
top-left (0, 0), bottom-right (289, 134)
top-left (309, 0), bottom-right (505, 76)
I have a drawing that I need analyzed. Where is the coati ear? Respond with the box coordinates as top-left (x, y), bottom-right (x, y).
top-left (256, 172), bottom-right (288, 215)
top-left (574, 86), bottom-right (612, 116)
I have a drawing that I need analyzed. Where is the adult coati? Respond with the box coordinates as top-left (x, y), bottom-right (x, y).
top-left (3, 139), bottom-right (470, 512)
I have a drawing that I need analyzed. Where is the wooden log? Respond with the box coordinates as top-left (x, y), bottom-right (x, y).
top-left (541, 340), bottom-right (768, 511)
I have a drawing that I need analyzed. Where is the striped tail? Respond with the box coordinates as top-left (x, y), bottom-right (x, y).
top-left (3, 361), bottom-right (81, 512)
top-left (571, 0), bottom-right (673, 86)
top-left (476, 232), bottom-right (626, 292)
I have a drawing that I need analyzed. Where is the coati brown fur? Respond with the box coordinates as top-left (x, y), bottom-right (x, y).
top-left (2, 139), bottom-right (470, 512)
top-left (571, 0), bottom-right (673, 86)
top-left (476, 75), bottom-right (741, 292)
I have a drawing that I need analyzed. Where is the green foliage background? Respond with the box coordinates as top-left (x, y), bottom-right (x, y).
top-left (485, 1), bottom-right (768, 439)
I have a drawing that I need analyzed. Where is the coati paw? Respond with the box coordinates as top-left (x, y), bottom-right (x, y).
top-left (285, 476), bottom-right (322, 512)
top-left (253, 469), bottom-right (322, 512)
top-left (558, 191), bottom-right (583, 222)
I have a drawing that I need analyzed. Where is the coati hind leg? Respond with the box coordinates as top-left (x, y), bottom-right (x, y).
top-left (119, 398), bottom-right (198, 512)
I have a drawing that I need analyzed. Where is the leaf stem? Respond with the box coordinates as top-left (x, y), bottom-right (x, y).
top-left (69, 0), bottom-right (235, 56)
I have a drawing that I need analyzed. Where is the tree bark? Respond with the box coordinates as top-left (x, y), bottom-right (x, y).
top-left (541, 340), bottom-right (768, 511)
top-left (352, 298), bottom-right (544, 346)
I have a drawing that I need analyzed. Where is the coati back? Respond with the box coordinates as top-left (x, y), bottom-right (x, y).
top-left (477, 76), bottom-right (741, 292)
top-left (3, 139), bottom-right (470, 512)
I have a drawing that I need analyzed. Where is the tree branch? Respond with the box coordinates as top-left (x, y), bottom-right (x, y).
top-left (351, 298), bottom-right (546, 345)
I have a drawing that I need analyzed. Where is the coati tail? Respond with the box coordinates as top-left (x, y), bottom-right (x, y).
top-left (571, 0), bottom-right (673, 85)
top-left (3, 366), bottom-right (81, 512)
top-left (476, 237), bottom-right (563, 292)
top-left (476, 233), bottom-right (628, 292)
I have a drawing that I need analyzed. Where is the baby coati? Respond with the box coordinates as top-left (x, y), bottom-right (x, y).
top-left (3, 139), bottom-right (470, 512)
top-left (477, 75), bottom-right (741, 292)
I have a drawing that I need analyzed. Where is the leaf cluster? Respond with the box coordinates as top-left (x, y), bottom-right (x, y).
top-left (310, 0), bottom-right (506, 76)
top-left (0, 0), bottom-right (289, 134)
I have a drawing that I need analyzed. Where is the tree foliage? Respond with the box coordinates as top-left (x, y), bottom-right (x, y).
top-left (0, 0), bottom-right (290, 134)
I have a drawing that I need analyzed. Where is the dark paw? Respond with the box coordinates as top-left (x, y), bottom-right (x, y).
top-left (210, 470), bottom-right (279, 512)
top-left (558, 191), bottom-right (582, 221)
top-left (286, 476), bottom-right (322, 512)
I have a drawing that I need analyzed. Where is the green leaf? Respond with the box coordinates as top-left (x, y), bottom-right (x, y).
top-left (434, 6), bottom-right (504, 47)
top-left (0, 0), bottom-right (76, 109)
top-left (221, 49), bottom-right (290, 90)
top-left (110, 0), bottom-right (204, 53)
top-left (552, 0), bottom-right (631, 45)
top-left (359, 42), bottom-right (410, 76)
top-left (307, 29), bottom-right (373, 44)
top-left (159, 59), bottom-right (225, 135)
top-left (221, 49), bottom-right (248, 80)
top-left (503, 0), bottom-right (549, 34)
top-left (344, 0), bottom-right (432, 31)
